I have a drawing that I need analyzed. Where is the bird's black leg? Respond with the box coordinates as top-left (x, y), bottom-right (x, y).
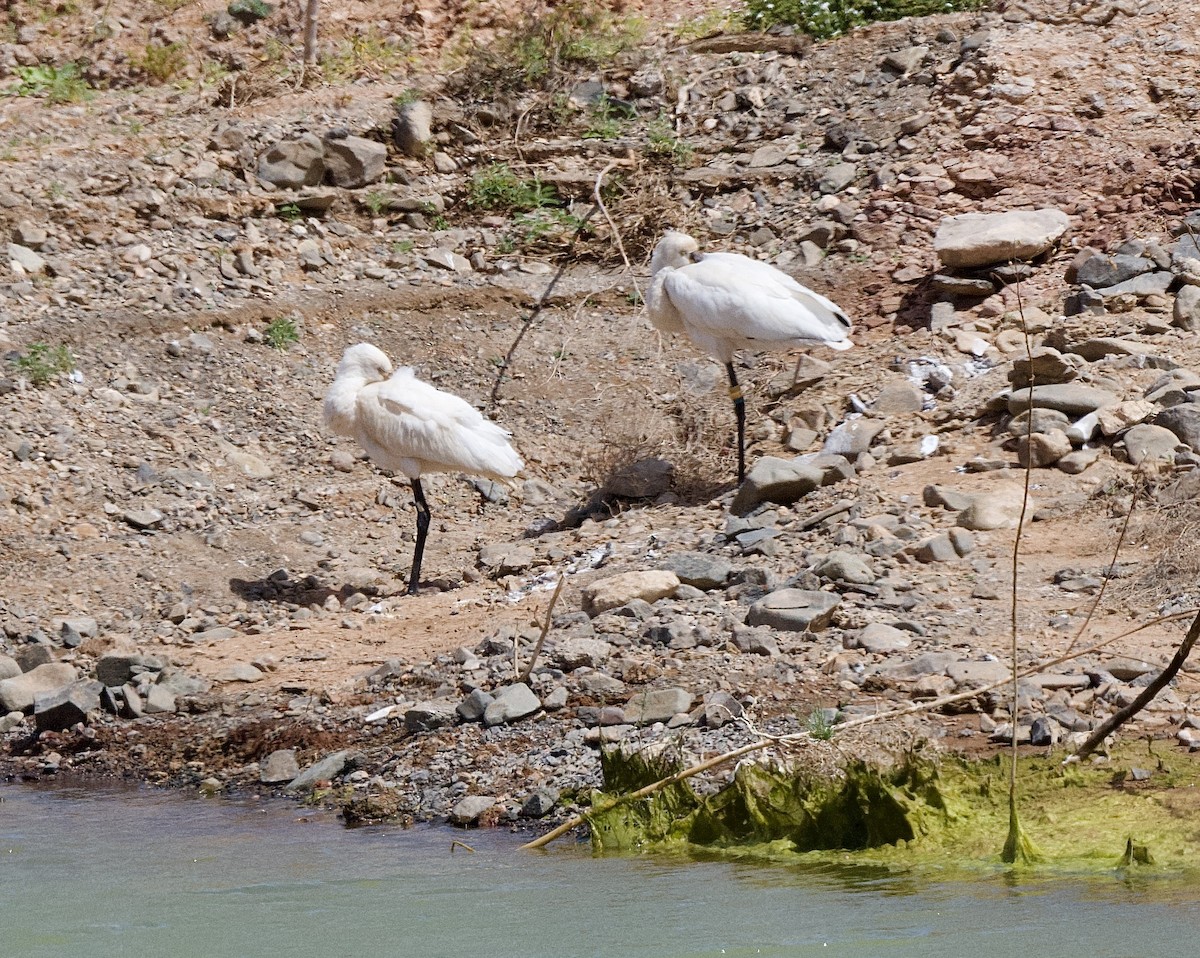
top-left (408, 477), bottom-right (431, 595)
top-left (726, 362), bottom-right (746, 484)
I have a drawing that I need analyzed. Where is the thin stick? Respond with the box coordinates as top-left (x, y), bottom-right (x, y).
top-left (592, 160), bottom-right (641, 302)
top-left (1074, 608), bottom-right (1200, 761)
top-left (1064, 483), bottom-right (1139, 656)
top-left (797, 500), bottom-right (854, 531)
top-left (518, 574), bottom-right (565, 684)
top-left (450, 840), bottom-right (476, 853)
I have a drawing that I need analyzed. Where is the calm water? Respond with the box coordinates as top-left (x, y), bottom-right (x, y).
top-left (2, 782), bottom-right (1197, 958)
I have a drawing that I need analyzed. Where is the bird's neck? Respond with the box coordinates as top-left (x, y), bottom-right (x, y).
top-left (323, 374), bottom-right (368, 437)
top-left (650, 246), bottom-right (685, 276)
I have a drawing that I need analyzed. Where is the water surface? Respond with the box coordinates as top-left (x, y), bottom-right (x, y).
top-left (2, 782), bottom-right (1195, 957)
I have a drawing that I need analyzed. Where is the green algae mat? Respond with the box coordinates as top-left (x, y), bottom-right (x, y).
top-left (588, 745), bottom-right (1200, 874)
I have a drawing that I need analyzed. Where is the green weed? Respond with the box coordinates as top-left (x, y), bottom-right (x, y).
top-left (363, 191), bottom-right (389, 216)
top-left (390, 239), bottom-right (415, 254)
top-left (645, 114), bottom-right (693, 165)
top-left (743, 0), bottom-right (987, 39)
top-left (805, 708), bottom-right (837, 741)
top-left (276, 202), bottom-right (302, 221)
top-left (264, 316), bottom-right (299, 351)
top-left (467, 163), bottom-right (557, 212)
top-left (136, 41), bottom-right (187, 83)
top-left (10, 62), bottom-right (90, 104)
top-left (321, 29), bottom-right (411, 83)
top-left (13, 343), bottom-right (73, 386)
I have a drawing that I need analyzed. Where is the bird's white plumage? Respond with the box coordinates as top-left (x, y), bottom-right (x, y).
top-left (323, 343), bottom-right (523, 482)
top-left (645, 231), bottom-right (852, 363)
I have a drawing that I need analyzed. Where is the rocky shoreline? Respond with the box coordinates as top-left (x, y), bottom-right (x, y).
top-left (4, 0), bottom-right (1200, 834)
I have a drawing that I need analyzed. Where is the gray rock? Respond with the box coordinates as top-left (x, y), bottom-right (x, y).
top-left (730, 456), bottom-right (824, 515)
top-left (911, 531), bottom-right (960, 563)
top-left (483, 683), bottom-right (541, 726)
top-left (851, 622), bottom-right (912, 653)
top-left (392, 101), bottom-right (433, 157)
top-left (1174, 285), bottom-right (1200, 331)
top-left (746, 589), bottom-right (840, 632)
top-left (582, 571), bottom-right (680, 616)
top-left (934, 208), bottom-right (1071, 269)
top-left (285, 750), bottom-right (351, 793)
top-left (405, 699), bottom-right (459, 732)
top-left (660, 552), bottom-right (731, 590)
top-left (520, 787), bottom-right (559, 818)
top-left (449, 795), bottom-right (495, 827)
top-left (947, 660), bottom-right (1010, 687)
top-left (257, 133), bottom-right (325, 189)
top-left (1057, 448), bottom-right (1102, 474)
top-left (8, 242), bottom-right (45, 275)
top-left (1075, 252), bottom-right (1154, 288)
top-left (143, 684), bottom-right (176, 713)
top-left (1006, 384), bottom-right (1117, 417)
top-left (260, 749), bottom-right (300, 784)
top-left (701, 691), bottom-right (744, 728)
top-left (15, 646), bottom-right (51, 672)
top-left (33, 680), bottom-right (102, 731)
top-left (1095, 271), bottom-right (1174, 298)
top-left (123, 508), bottom-right (164, 530)
top-left (0, 655), bottom-right (20, 680)
top-left (1017, 429), bottom-right (1072, 467)
top-left (624, 687), bottom-right (694, 725)
top-left (96, 652), bottom-right (160, 687)
top-left (1154, 405), bottom-right (1200, 452)
top-left (822, 420), bottom-right (886, 457)
top-left (818, 162), bottom-right (858, 194)
top-left (731, 626), bottom-right (780, 656)
top-left (322, 134), bottom-right (387, 188)
top-left (1008, 347), bottom-right (1078, 387)
top-left (457, 688), bottom-right (494, 723)
top-left (873, 382), bottom-right (925, 415)
top-left (813, 550), bottom-right (876, 584)
top-left (1123, 424), bottom-right (1180, 464)
top-left (213, 662), bottom-right (264, 682)
top-left (0, 662), bottom-right (77, 713)
top-left (549, 637), bottom-right (612, 670)
top-left (923, 485), bottom-right (974, 511)
top-left (956, 485), bottom-right (1028, 530)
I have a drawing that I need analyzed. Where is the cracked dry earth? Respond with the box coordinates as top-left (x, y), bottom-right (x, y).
top-left (2, 0), bottom-right (1200, 826)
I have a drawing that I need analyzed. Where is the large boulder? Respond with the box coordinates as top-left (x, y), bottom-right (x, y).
top-left (257, 132), bottom-right (325, 189)
top-left (934, 208), bottom-right (1071, 269)
top-left (582, 571), bottom-right (679, 616)
top-left (323, 134), bottom-right (387, 189)
top-left (0, 662), bottom-right (77, 713)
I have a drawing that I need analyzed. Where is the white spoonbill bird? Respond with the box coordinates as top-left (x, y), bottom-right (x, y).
top-left (645, 230), bottom-right (853, 483)
top-left (323, 343), bottom-right (524, 595)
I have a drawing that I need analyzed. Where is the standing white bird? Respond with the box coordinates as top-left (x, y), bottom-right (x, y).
top-left (323, 343), bottom-right (524, 595)
top-left (645, 230), bottom-right (853, 483)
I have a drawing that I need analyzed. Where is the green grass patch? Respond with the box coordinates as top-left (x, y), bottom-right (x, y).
top-left (135, 41), bottom-right (188, 83)
top-left (9, 62), bottom-right (90, 104)
top-left (743, 0), bottom-right (988, 39)
top-left (264, 316), bottom-right (299, 351)
top-left (12, 343), bottom-right (73, 386)
top-left (467, 163), bottom-right (558, 213)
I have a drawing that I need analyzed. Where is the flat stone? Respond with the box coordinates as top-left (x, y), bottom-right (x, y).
top-left (956, 485), bottom-right (1029, 531)
top-left (405, 699), bottom-right (459, 732)
top-left (1123, 424), bottom-right (1180, 464)
top-left (0, 662), bottom-right (78, 713)
top-left (143, 684), bottom-right (176, 713)
top-left (1075, 253), bottom-right (1154, 288)
top-left (1095, 271), bottom-right (1174, 298)
top-left (322, 134), bottom-right (387, 188)
top-left (934, 208), bottom-right (1071, 269)
top-left (731, 456), bottom-right (824, 515)
top-left (482, 683), bottom-right (541, 726)
top-left (1154, 405), bottom-right (1200, 452)
top-left (582, 571), bottom-right (680, 616)
top-left (851, 622), bottom-right (912, 653)
top-left (1017, 429), bottom-right (1072, 468)
top-left (0, 655), bottom-right (19, 680)
top-left (96, 652), bottom-right (161, 687)
top-left (1070, 338), bottom-right (1156, 362)
top-left (746, 589), bottom-right (840, 632)
top-left (213, 662), bottom-right (264, 682)
top-left (813, 550), bottom-right (877, 584)
top-left (702, 691), bottom-right (744, 728)
top-left (822, 420), bottom-right (886, 457)
top-left (624, 687), bottom-right (694, 725)
top-left (605, 457), bottom-right (674, 498)
top-left (660, 552), bottom-right (731, 590)
top-left (947, 660), bottom-right (1011, 687)
top-left (873, 382), bottom-right (925, 415)
top-left (1006, 384), bottom-right (1118, 417)
top-left (285, 750), bottom-right (351, 793)
top-left (33, 680), bottom-right (102, 731)
top-left (260, 749), bottom-right (300, 784)
top-left (548, 637), bottom-right (612, 670)
top-left (449, 795), bottom-right (496, 827)
top-left (1095, 400), bottom-right (1155, 436)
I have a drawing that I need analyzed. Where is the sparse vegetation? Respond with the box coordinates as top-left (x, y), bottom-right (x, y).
top-left (264, 316), bottom-right (300, 351)
top-left (276, 202), bottom-right (302, 221)
top-left (10, 63), bottom-right (90, 104)
top-left (467, 164), bottom-right (558, 213)
top-left (321, 29), bottom-right (411, 83)
top-left (806, 708), bottom-right (837, 741)
top-left (364, 191), bottom-right (389, 216)
top-left (136, 41), bottom-right (188, 83)
top-left (645, 114), bottom-right (694, 165)
top-left (12, 343), bottom-right (73, 386)
top-left (228, 0), bottom-right (274, 25)
top-left (582, 96), bottom-right (633, 141)
top-left (743, 0), bottom-right (987, 39)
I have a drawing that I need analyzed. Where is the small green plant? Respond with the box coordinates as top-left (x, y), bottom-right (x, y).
top-left (276, 202), bottom-right (302, 221)
top-left (583, 97), bottom-right (628, 141)
top-left (390, 239), bottom-right (415, 254)
top-left (264, 316), bottom-right (299, 351)
top-left (136, 41), bottom-right (187, 83)
top-left (228, 0), bottom-right (274, 25)
top-left (805, 708), bottom-right (837, 741)
top-left (364, 191), bottom-right (389, 216)
top-left (321, 29), bottom-right (411, 83)
top-left (392, 88), bottom-right (422, 108)
top-left (515, 208), bottom-right (589, 244)
top-left (496, 235), bottom-right (517, 255)
top-left (674, 7), bottom-right (737, 41)
top-left (45, 181), bottom-right (66, 199)
top-left (467, 163), bottom-right (557, 213)
top-left (10, 62), bottom-right (90, 104)
top-left (645, 114), bottom-right (694, 165)
top-left (743, 0), bottom-right (986, 39)
top-left (430, 214), bottom-right (450, 231)
top-left (13, 343), bottom-right (73, 386)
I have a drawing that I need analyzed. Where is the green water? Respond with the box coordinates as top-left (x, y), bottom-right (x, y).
top-left (1, 782), bottom-right (1196, 958)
